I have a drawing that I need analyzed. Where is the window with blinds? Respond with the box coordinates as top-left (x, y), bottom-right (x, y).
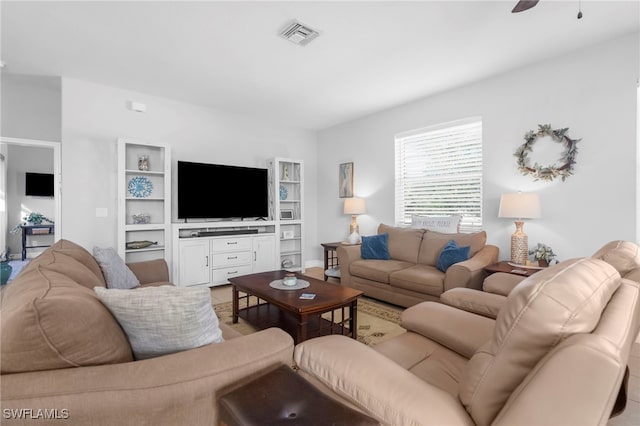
top-left (394, 117), bottom-right (483, 233)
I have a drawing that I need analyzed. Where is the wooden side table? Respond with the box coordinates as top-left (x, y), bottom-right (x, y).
top-left (484, 260), bottom-right (542, 277)
top-left (321, 241), bottom-right (343, 281)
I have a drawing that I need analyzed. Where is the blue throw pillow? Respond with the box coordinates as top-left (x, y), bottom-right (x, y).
top-left (436, 240), bottom-right (471, 272)
top-left (361, 233), bottom-right (391, 260)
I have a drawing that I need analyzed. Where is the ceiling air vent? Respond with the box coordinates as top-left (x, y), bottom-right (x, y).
top-left (279, 20), bottom-right (319, 46)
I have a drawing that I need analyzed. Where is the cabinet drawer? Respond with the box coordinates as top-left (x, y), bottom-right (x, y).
top-left (211, 265), bottom-right (253, 284)
top-left (211, 237), bottom-right (252, 252)
top-left (211, 251), bottom-right (252, 268)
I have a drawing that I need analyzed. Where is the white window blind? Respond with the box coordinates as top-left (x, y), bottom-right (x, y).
top-left (395, 117), bottom-right (483, 233)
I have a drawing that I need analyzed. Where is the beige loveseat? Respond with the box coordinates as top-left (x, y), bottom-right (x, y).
top-left (295, 253), bottom-right (640, 425)
top-left (338, 223), bottom-right (499, 307)
top-left (1, 240), bottom-right (294, 425)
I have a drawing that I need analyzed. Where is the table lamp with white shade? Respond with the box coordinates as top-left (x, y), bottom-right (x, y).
top-left (344, 197), bottom-right (366, 244)
top-left (498, 192), bottom-right (541, 264)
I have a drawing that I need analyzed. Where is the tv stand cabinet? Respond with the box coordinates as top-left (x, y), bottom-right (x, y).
top-left (172, 221), bottom-right (277, 287)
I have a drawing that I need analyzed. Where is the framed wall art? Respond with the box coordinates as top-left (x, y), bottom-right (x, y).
top-left (280, 209), bottom-right (294, 220)
top-left (339, 162), bottom-right (354, 198)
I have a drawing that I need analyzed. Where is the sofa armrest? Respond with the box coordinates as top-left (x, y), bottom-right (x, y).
top-left (444, 244), bottom-right (499, 292)
top-left (127, 259), bottom-right (170, 284)
top-left (336, 244), bottom-right (362, 287)
top-left (1, 328), bottom-right (294, 426)
top-left (294, 335), bottom-right (474, 426)
top-left (401, 301), bottom-right (494, 358)
top-left (483, 272), bottom-right (527, 296)
top-left (440, 287), bottom-right (506, 319)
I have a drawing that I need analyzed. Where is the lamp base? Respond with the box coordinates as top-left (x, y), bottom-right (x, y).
top-left (348, 232), bottom-right (361, 245)
top-left (349, 216), bottom-right (359, 236)
top-left (510, 221), bottom-right (528, 264)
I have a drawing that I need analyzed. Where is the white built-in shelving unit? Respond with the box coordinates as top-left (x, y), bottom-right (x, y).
top-left (117, 138), bottom-right (171, 265)
top-left (268, 157), bottom-right (304, 272)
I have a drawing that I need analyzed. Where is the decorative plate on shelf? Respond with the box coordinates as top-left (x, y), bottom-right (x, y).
top-left (128, 176), bottom-right (153, 198)
top-left (279, 185), bottom-right (288, 200)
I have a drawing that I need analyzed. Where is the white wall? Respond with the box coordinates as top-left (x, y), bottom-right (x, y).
top-left (1, 74), bottom-right (61, 141)
top-left (0, 74), bottom-right (61, 257)
top-left (5, 144), bottom-right (55, 257)
top-left (61, 78), bottom-right (318, 260)
top-left (317, 33), bottom-right (639, 262)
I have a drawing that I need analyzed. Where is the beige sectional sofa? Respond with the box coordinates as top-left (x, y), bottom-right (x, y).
top-left (338, 223), bottom-right (499, 307)
top-left (295, 248), bottom-right (640, 425)
top-left (1, 240), bottom-right (294, 425)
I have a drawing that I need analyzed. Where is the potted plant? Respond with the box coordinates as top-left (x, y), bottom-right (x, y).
top-left (0, 247), bottom-right (12, 285)
top-left (529, 243), bottom-right (557, 267)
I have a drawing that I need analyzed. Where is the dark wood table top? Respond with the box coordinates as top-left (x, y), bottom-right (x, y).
top-left (321, 241), bottom-right (359, 249)
top-left (484, 260), bottom-right (542, 277)
top-left (321, 241), bottom-right (343, 249)
top-left (228, 270), bottom-right (363, 315)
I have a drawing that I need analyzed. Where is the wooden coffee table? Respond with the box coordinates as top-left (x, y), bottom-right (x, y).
top-left (228, 270), bottom-right (363, 344)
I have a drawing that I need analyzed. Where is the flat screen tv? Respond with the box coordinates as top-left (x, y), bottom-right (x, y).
top-left (178, 161), bottom-right (269, 220)
top-left (25, 172), bottom-right (54, 197)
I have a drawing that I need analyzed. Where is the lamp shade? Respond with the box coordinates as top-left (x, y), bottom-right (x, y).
top-left (498, 192), bottom-right (541, 219)
top-left (344, 197), bottom-right (366, 215)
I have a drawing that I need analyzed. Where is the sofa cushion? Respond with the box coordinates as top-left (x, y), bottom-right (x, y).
top-left (592, 240), bottom-right (640, 277)
top-left (411, 215), bottom-right (461, 233)
top-left (436, 240), bottom-right (470, 272)
top-left (418, 230), bottom-right (486, 267)
top-left (361, 233), bottom-right (391, 260)
top-left (400, 301), bottom-right (495, 360)
top-left (95, 285), bottom-right (224, 360)
top-left (350, 259), bottom-right (415, 284)
top-left (1, 266), bottom-right (133, 374)
top-left (51, 239), bottom-right (107, 287)
top-left (93, 246), bottom-right (140, 289)
top-left (378, 224), bottom-right (425, 264)
top-left (389, 264), bottom-right (445, 297)
top-left (19, 250), bottom-right (106, 290)
top-left (373, 331), bottom-right (469, 397)
top-left (459, 257), bottom-right (620, 426)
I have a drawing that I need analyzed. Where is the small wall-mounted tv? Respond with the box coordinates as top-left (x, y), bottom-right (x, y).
top-left (177, 161), bottom-right (269, 220)
top-left (25, 172), bottom-right (54, 197)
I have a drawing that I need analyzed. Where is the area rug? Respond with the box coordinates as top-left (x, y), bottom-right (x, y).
top-left (213, 297), bottom-right (405, 346)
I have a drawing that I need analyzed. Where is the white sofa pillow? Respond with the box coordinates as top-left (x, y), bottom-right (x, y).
top-left (94, 285), bottom-right (224, 360)
top-left (411, 215), bottom-right (461, 233)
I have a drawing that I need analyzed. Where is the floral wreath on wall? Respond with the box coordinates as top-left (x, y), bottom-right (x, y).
top-left (514, 124), bottom-right (580, 182)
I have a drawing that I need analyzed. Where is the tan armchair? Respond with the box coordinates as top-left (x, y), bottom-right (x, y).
top-left (295, 256), bottom-right (640, 425)
top-left (442, 240), bottom-right (640, 320)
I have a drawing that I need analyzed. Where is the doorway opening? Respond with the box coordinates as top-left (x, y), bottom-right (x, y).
top-left (1, 136), bottom-right (61, 264)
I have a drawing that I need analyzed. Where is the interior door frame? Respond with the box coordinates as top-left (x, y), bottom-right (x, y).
top-left (1, 136), bottom-right (62, 244)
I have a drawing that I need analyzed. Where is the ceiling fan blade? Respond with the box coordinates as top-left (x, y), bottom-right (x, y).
top-left (512, 0), bottom-right (540, 13)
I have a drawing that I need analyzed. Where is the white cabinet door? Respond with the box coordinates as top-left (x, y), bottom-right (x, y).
top-left (253, 235), bottom-right (276, 273)
top-left (178, 239), bottom-right (210, 286)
